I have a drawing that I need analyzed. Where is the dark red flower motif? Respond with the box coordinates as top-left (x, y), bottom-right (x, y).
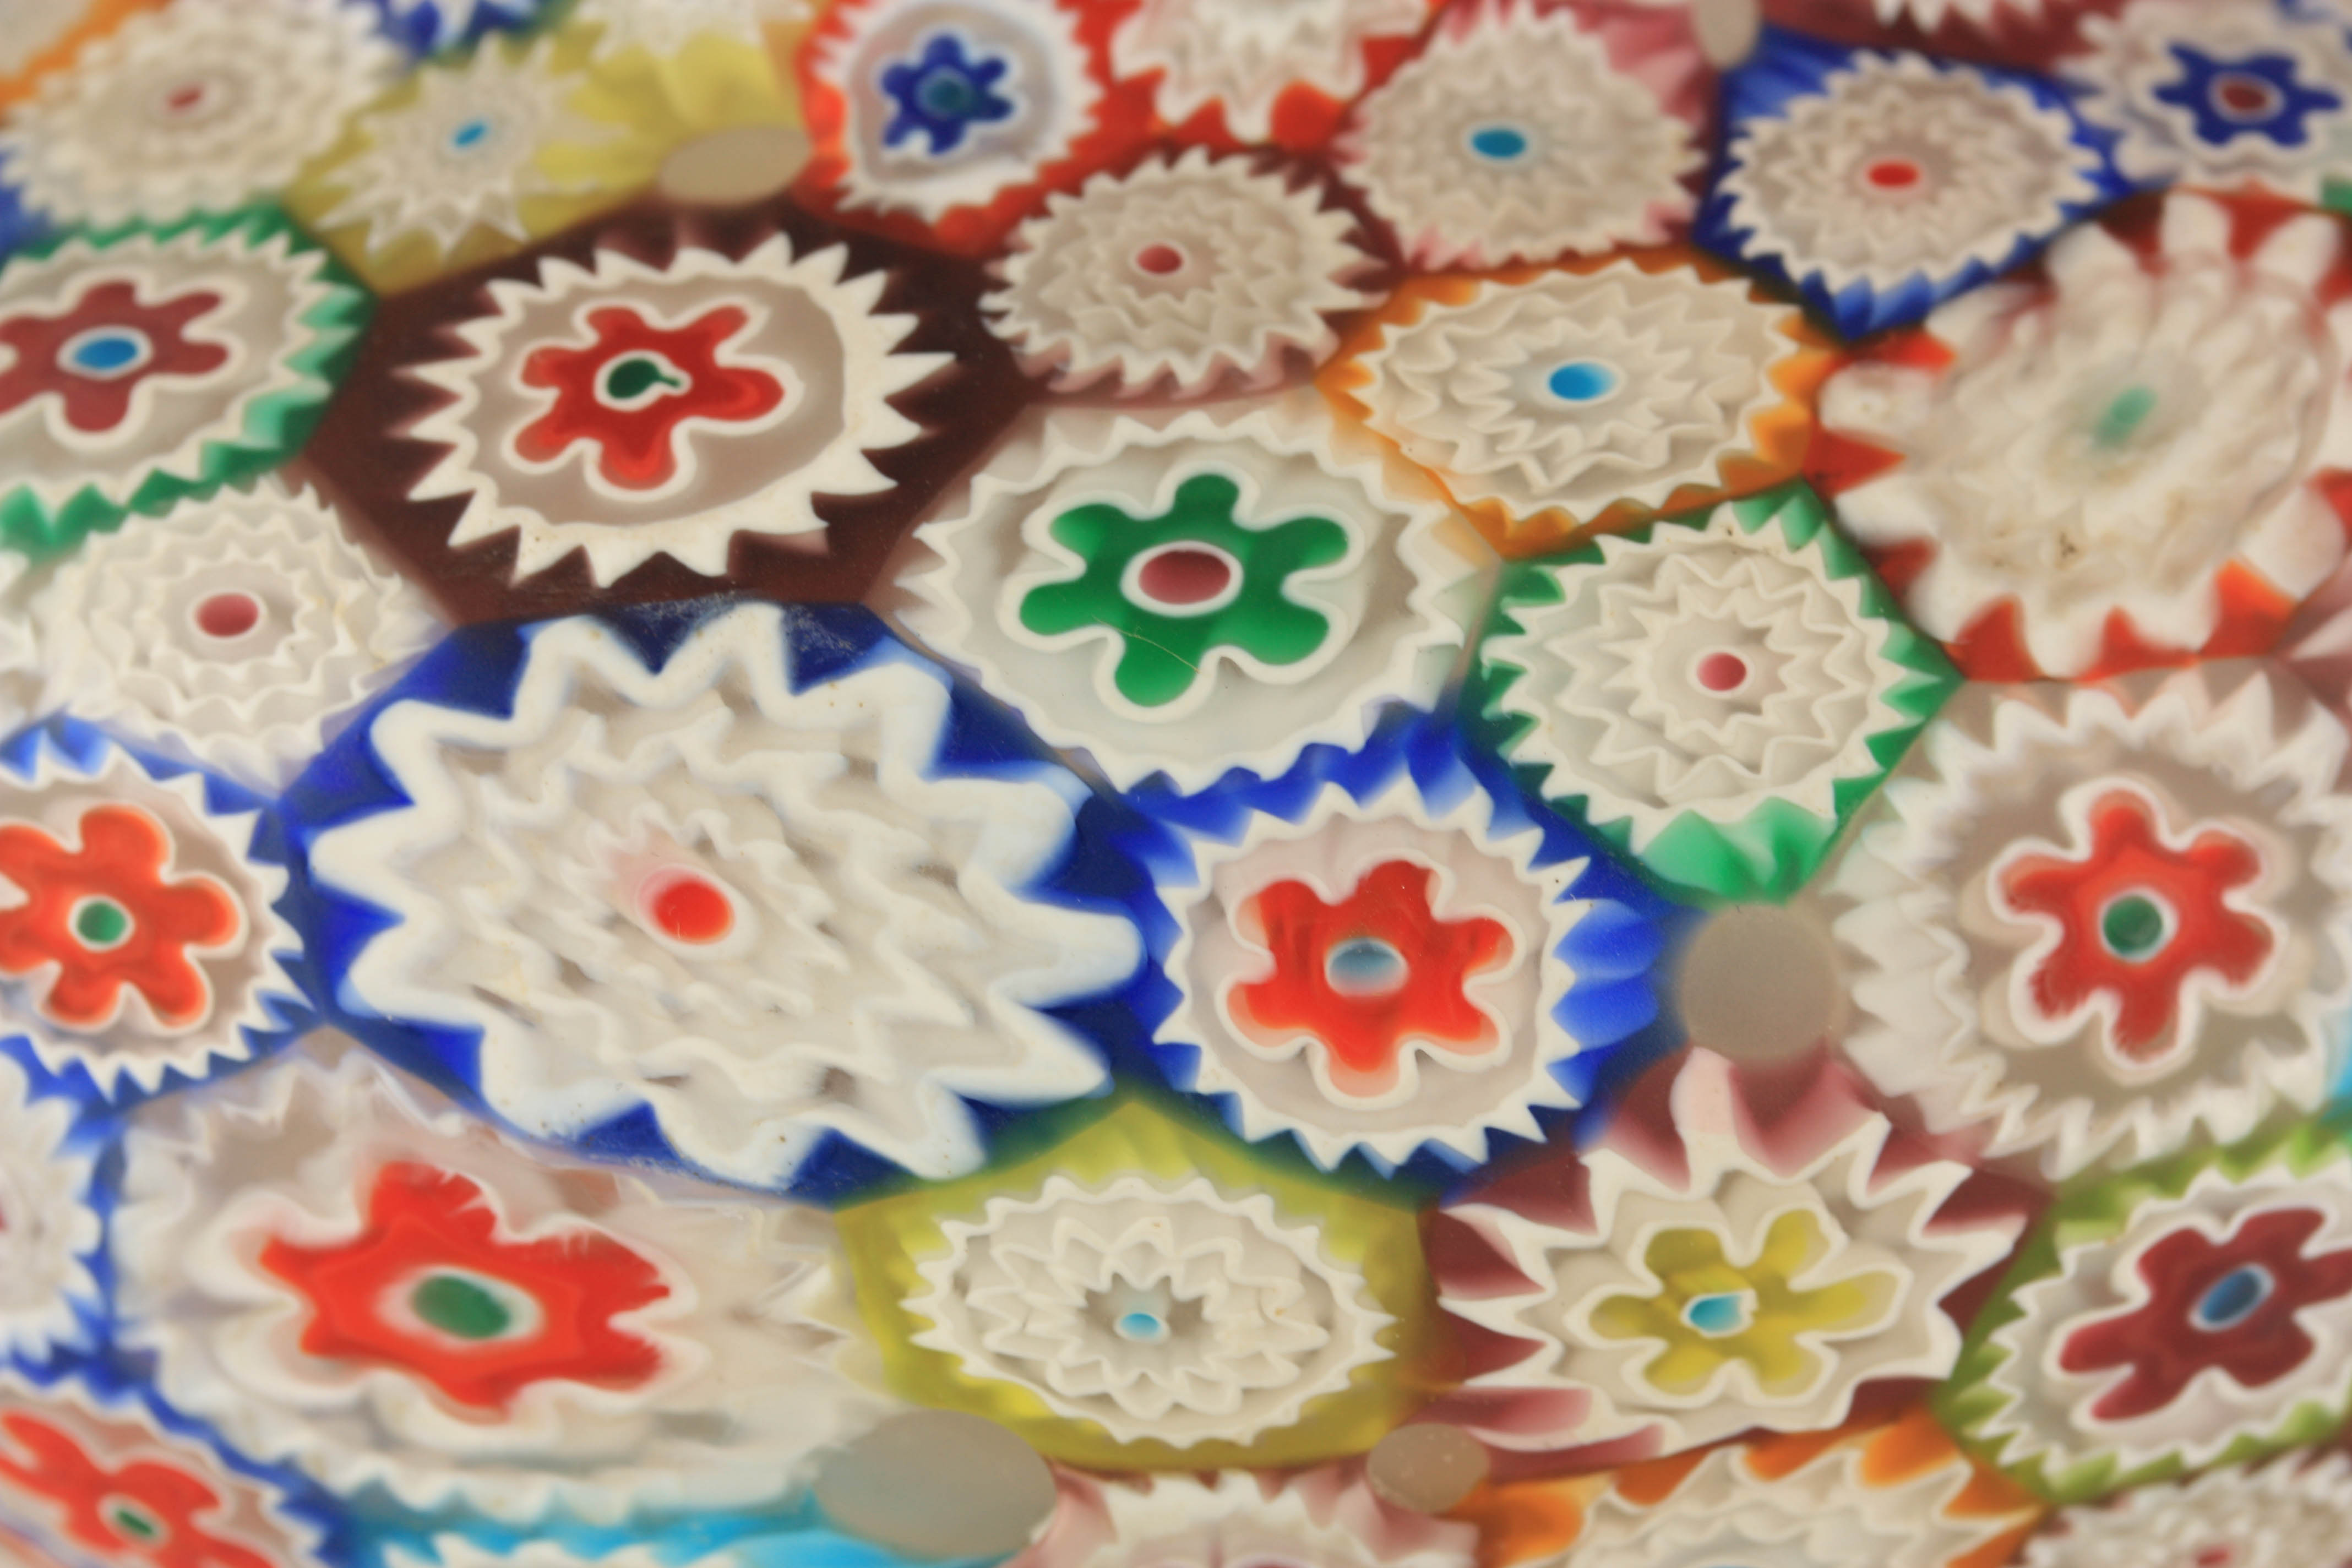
top-left (511, 303), bottom-right (787, 492)
top-left (2059, 1205), bottom-right (2352, 1420)
top-left (0, 1412), bottom-right (273, 1568)
top-left (1999, 790), bottom-right (2272, 1060)
top-left (0, 805), bottom-right (242, 1031)
top-left (0, 280), bottom-right (230, 435)
top-left (260, 1161), bottom-right (669, 1412)
top-left (1231, 859), bottom-right (1513, 1101)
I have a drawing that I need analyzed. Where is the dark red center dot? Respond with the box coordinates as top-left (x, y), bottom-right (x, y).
top-left (1134, 243), bottom-right (1185, 276)
top-left (2218, 76), bottom-right (2276, 116)
top-left (1864, 157), bottom-right (1921, 190)
top-left (193, 592), bottom-right (261, 640)
top-left (163, 82), bottom-right (209, 113)
top-left (1135, 547), bottom-right (1233, 607)
top-left (2195, 1549), bottom-right (2234, 1568)
top-left (1695, 651), bottom-right (1749, 693)
top-left (646, 872), bottom-right (734, 945)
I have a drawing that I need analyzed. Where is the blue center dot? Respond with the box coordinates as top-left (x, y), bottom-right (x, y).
top-left (1325, 937), bottom-right (1408, 998)
top-left (1114, 1309), bottom-right (1169, 1344)
top-left (2193, 1265), bottom-right (2273, 1332)
top-left (1547, 359), bottom-right (1620, 405)
top-left (1683, 1292), bottom-right (1751, 1338)
top-left (449, 116), bottom-right (493, 151)
top-left (1467, 123), bottom-right (1531, 162)
top-left (66, 330), bottom-right (148, 377)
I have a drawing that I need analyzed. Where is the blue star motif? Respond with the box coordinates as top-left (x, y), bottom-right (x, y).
top-left (2153, 44), bottom-right (2344, 149)
top-left (879, 32), bottom-right (1015, 155)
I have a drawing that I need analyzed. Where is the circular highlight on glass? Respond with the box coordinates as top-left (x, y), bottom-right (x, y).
top-left (813, 1411), bottom-right (1058, 1561)
top-left (657, 125), bottom-right (814, 209)
top-left (1676, 904), bottom-right (1845, 1063)
top-left (1365, 1422), bottom-right (1491, 1515)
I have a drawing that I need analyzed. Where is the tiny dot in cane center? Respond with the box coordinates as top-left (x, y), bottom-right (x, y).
top-left (1695, 651), bottom-right (1750, 693)
top-left (1114, 1308), bottom-right (1169, 1343)
top-left (2100, 892), bottom-right (2169, 962)
top-left (1133, 242), bottom-right (1186, 276)
top-left (71, 898), bottom-right (132, 951)
top-left (1467, 123), bottom-right (1531, 161)
top-left (1683, 1291), bottom-right (1751, 1337)
top-left (1547, 358), bottom-right (1620, 404)
top-left (644, 870), bottom-right (735, 945)
top-left (449, 116), bottom-right (494, 152)
top-left (2215, 74), bottom-right (2281, 119)
top-left (411, 1271), bottom-right (517, 1340)
top-left (102, 1497), bottom-right (167, 1547)
top-left (1133, 545), bottom-right (1234, 608)
top-left (193, 591), bottom-right (263, 640)
top-left (1863, 156), bottom-right (1923, 190)
top-left (1326, 936), bottom-right (1408, 998)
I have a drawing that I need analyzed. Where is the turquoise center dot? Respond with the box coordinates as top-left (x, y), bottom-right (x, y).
top-left (2195, 1265), bottom-right (2272, 1331)
top-left (70, 333), bottom-right (143, 374)
top-left (1683, 1292), bottom-right (1750, 1337)
top-left (1547, 359), bottom-right (1619, 404)
top-left (449, 116), bottom-right (493, 150)
top-left (2093, 384), bottom-right (2159, 448)
top-left (603, 354), bottom-right (684, 403)
top-left (2100, 894), bottom-right (2168, 962)
top-left (1325, 937), bottom-right (1407, 998)
top-left (411, 1272), bottom-right (517, 1341)
top-left (1467, 123), bottom-right (1531, 161)
top-left (72, 898), bottom-right (130, 950)
top-left (917, 70), bottom-right (975, 117)
top-left (104, 1498), bottom-right (166, 1546)
top-left (1114, 1309), bottom-right (1169, 1343)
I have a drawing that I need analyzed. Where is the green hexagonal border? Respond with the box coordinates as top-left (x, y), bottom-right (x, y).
top-left (1935, 1119), bottom-right (2352, 1505)
top-left (0, 205), bottom-right (372, 558)
top-left (1469, 483), bottom-right (1957, 904)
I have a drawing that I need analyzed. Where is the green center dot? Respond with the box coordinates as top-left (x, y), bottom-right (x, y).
top-left (72, 897), bottom-right (131, 950)
top-left (2093, 384), bottom-right (2159, 449)
top-left (602, 354), bottom-right (684, 403)
top-left (411, 1272), bottom-right (517, 1341)
top-left (2101, 893), bottom-right (2169, 961)
top-left (103, 1498), bottom-right (166, 1546)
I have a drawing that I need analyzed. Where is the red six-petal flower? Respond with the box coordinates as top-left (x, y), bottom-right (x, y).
top-left (0, 805), bottom-right (242, 1031)
top-left (0, 1412), bottom-right (273, 1568)
top-left (0, 279), bottom-right (230, 435)
top-left (512, 302), bottom-right (787, 492)
top-left (2060, 1206), bottom-right (2352, 1422)
top-left (260, 1161), bottom-right (669, 1412)
top-left (1999, 790), bottom-right (2272, 1059)
top-left (1231, 859), bottom-right (1512, 1101)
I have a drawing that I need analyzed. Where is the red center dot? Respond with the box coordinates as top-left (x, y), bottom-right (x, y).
top-left (2195, 1549), bottom-right (2234, 1568)
top-left (1135, 547), bottom-right (1234, 607)
top-left (1864, 158), bottom-right (1922, 190)
top-left (1695, 651), bottom-right (1749, 693)
top-left (2218, 77), bottom-right (2275, 115)
top-left (194, 592), bottom-right (261, 640)
top-left (1133, 243), bottom-right (1185, 276)
top-left (163, 82), bottom-right (208, 113)
top-left (646, 872), bottom-right (734, 945)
